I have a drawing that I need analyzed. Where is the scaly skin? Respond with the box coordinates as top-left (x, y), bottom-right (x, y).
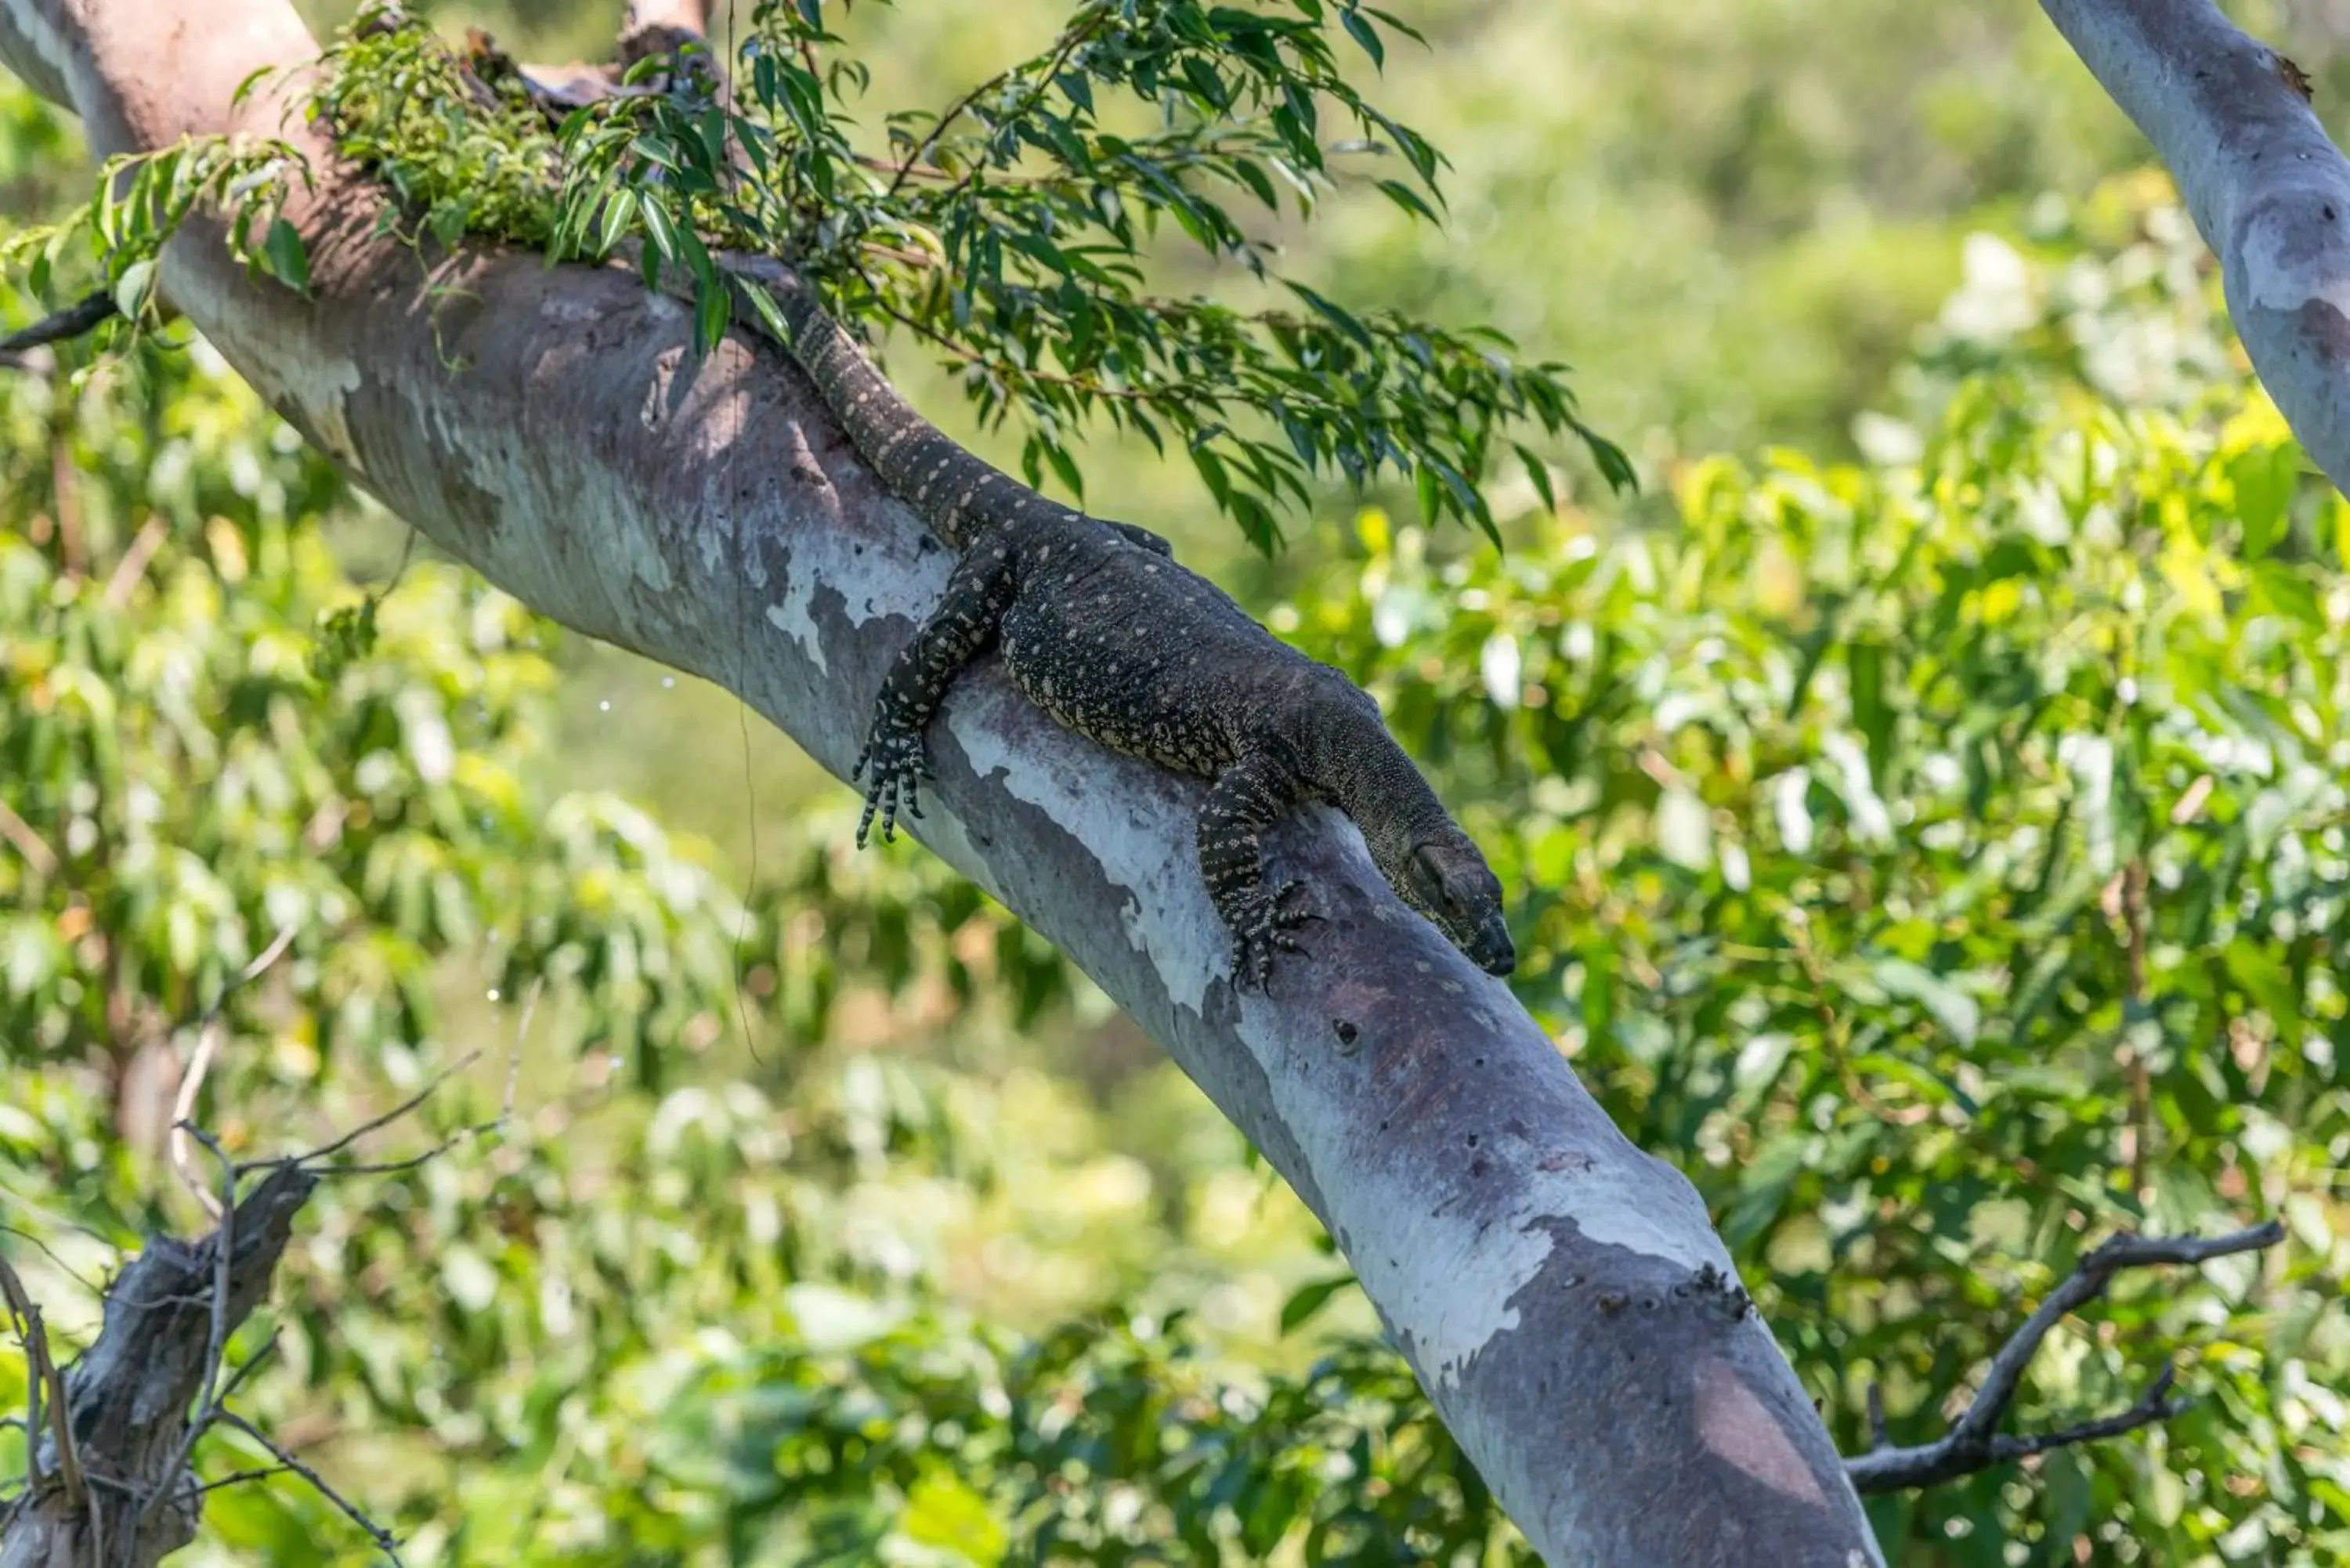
top-left (740, 260), bottom-right (1515, 985)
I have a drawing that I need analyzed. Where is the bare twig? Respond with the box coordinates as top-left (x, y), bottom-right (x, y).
top-left (145, 1124), bottom-right (240, 1537)
top-left (215, 1411), bottom-right (403, 1563)
top-left (190, 1463), bottom-right (295, 1495)
top-left (101, 515), bottom-right (170, 609)
top-left (268, 1048), bottom-right (483, 1172)
top-left (0, 1250), bottom-right (91, 1557)
top-left (1846, 1221), bottom-right (2286, 1492)
top-left (0, 800), bottom-right (58, 878)
top-left (0, 1255), bottom-right (47, 1504)
top-left (304, 1076), bottom-right (523, 1179)
top-left (0, 290), bottom-right (118, 367)
top-left (0, 1228), bottom-right (106, 1301)
top-left (170, 921), bottom-right (301, 1214)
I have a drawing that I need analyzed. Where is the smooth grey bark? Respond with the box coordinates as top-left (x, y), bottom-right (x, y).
top-left (2042, 0), bottom-right (2350, 494)
top-left (0, 2), bottom-right (1885, 1562)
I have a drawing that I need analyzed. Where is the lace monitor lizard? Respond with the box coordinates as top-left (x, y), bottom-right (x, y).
top-left (747, 264), bottom-right (1517, 988)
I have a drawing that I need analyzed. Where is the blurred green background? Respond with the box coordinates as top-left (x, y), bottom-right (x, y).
top-left (5, 0), bottom-right (2350, 1563)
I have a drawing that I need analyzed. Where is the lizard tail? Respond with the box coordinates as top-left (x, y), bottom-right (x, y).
top-left (714, 252), bottom-right (1087, 551)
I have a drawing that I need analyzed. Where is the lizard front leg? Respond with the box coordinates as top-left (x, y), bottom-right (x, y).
top-left (854, 540), bottom-right (1017, 846)
top-left (1197, 745), bottom-right (1318, 991)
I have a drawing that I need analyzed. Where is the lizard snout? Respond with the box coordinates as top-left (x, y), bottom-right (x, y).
top-left (1470, 914), bottom-right (1517, 977)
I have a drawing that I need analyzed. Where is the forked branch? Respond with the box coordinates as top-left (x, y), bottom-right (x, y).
top-left (1846, 1221), bottom-right (2285, 1493)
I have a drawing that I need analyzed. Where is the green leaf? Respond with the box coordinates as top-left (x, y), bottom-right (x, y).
top-left (261, 217), bottom-right (310, 296)
top-left (1515, 443), bottom-right (1557, 515)
top-left (2232, 444), bottom-right (2297, 558)
top-left (596, 186), bottom-right (639, 257)
top-left (736, 276), bottom-right (793, 347)
top-left (2251, 560), bottom-right (2324, 628)
top-left (693, 280), bottom-right (730, 356)
top-left (641, 198), bottom-right (680, 266)
top-left (112, 258), bottom-right (157, 321)
top-left (1043, 440), bottom-right (1085, 500)
top-left (1278, 1274), bottom-right (1354, 1334)
top-left (900, 1471), bottom-right (1005, 1565)
top-left (1869, 958), bottom-right (1980, 1047)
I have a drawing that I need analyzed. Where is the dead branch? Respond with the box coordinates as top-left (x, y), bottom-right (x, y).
top-left (0, 289), bottom-right (116, 369)
top-left (0, 1162), bottom-right (316, 1568)
top-left (1845, 1221), bottom-right (2286, 1492)
top-left (1, 1005), bottom-right (512, 1564)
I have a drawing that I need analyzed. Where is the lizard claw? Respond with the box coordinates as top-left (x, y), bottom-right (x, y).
top-left (854, 718), bottom-right (930, 847)
top-left (1228, 879), bottom-right (1318, 992)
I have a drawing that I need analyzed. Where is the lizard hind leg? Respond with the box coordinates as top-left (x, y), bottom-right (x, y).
top-left (852, 540), bottom-right (1018, 847)
top-left (1198, 746), bottom-right (1318, 991)
top-left (851, 724), bottom-right (930, 845)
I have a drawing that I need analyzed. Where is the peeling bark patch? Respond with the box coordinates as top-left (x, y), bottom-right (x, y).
top-left (2296, 295), bottom-right (2350, 359)
top-left (1352, 1196), bottom-right (1538, 1390)
top-left (1692, 1354), bottom-right (1828, 1506)
top-left (641, 346), bottom-right (683, 434)
top-left (766, 540), bottom-right (830, 675)
top-left (783, 498), bottom-right (952, 632)
top-left (257, 345), bottom-right (362, 467)
top-left (765, 600), bottom-right (826, 674)
top-left (2238, 189), bottom-right (2350, 317)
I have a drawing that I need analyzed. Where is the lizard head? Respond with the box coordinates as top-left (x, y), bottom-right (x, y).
top-left (1401, 833), bottom-right (1516, 976)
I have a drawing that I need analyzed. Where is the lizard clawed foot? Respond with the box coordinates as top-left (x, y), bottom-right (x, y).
top-left (1227, 879), bottom-right (1321, 992)
top-left (853, 719), bottom-right (932, 847)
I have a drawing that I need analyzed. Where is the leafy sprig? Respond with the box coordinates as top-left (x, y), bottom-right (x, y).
top-left (1, 135), bottom-right (309, 356)
top-left (42, 0), bottom-right (1633, 547)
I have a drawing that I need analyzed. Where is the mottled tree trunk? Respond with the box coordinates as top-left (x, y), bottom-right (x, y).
top-left (2042, 0), bottom-right (2350, 496)
top-left (0, 3), bottom-right (1883, 1562)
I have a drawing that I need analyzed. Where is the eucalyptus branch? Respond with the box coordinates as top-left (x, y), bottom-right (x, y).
top-left (274, 0), bottom-right (1625, 550)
